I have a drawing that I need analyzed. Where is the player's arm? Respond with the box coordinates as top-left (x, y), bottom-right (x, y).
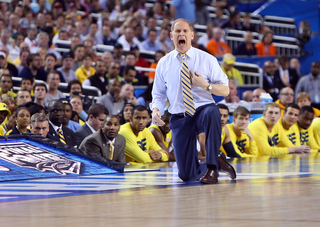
top-left (148, 130), bottom-right (169, 162)
top-left (149, 127), bottom-right (169, 152)
top-left (124, 136), bottom-right (154, 164)
top-left (222, 126), bottom-right (241, 158)
top-left (277, 126), bottom-right (310, 154)
top-left (241, 127), bottom-right (259, 156)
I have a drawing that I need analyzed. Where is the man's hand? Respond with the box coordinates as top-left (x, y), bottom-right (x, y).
top-left (190, 71), bottom-right (209, 90)
top-left (148, 150), bottom-right (162, 161)
top-left (114, 92), bottom-right (123, 102)
top-left (241, 128), bottom-right (254, 141)
top-left (152, 108), bottom-right (165, 126)
top-left (294, 145), bottom-right (311, 154)
top-left (127, 95), bottom-right (139, 105)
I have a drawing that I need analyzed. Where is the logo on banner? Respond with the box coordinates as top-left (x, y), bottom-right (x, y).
top-left (0, 142), bottom-right (82, 175)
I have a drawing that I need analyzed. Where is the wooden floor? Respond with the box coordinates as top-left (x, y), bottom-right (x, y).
top-left (1, 153), bottom-right (320, 227)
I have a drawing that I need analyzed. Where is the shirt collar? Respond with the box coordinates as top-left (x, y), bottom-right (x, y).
top-left (86, 122), bottom-right (96, 133)
top-left (49, 121), bottom-right (62, 133)
top-left (173, 46), bottom-right (195, 59)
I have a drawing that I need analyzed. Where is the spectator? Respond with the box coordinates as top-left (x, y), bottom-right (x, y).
top-left (141, 29), bottom-right (161, 52)
top-left (101, 51), bottom-right (114, 72)
top-left (290, 58), bottom-right (303, 78)
top-left (234, 31), bottom-right (257, 56)
top-left (255, 30), bottom-right (276, 56)
top-left (213, 6), bottom-right (227, 27)
top-left (121, 65), bottom-right (137, 86)
top-left (157, 27), bottom-right (173, 53)
top-left (57, 52), bottom-right (77, 83)
top-left (40, 53), bottom-right (61, 82)
top-left (83, 39), bottom-right (100, 62)
top-left (75, 54), bottom-right (96, 84)
top-left (142, 17), bottom-right (158, 39)
top-left (275, 87), bottom-right (295, 116)
top-left (33, 83), bottom-right (47, 107)
top-left (119, 105), bottom-right (169, 163)
top-left (16, 49), bottom-right (30, 74)
top-left (221, 53), bottom-right (243, 85)
top-left (43, 71), bottom-right (66, 106)
top-left (83, 59), bottom-right (108, 95)
top-left (6, 107), bottom-right (31, 135)
top-left (0, 103), bottom-right (11, 126)
top-left (79, 115), bottom-right (126, 164)
top-left (7, 13), bottom-right (20, 34)
top-left (24, 23), bottom-right (38, 49)
top-left (16, 89), bottom-right (32, 106)
top-left (113, 43), bottom-right (124, 66)
top-left (0, 29), bottom-right (13, 51)
top-left (262, 60), bottom-right (278, 101)
top-left (118, 102), bottom-right (134, 125)
top-left (70, 95), bottom-right (87, 124)
top-left (75, 103), bottom-right (109, 147)
top-left (242, 90), bottom-right (253, 102)
top-left (148, 50), bottom-right (165, 83)
top-left (37, 47), bottom-right (48, 67)
top-left (241, 13), bottom-right (256, 32)
top-left (68, 80), bottom-right (83, 98)
top-left (197, 23), bottom-right (215, 51)
top-left (20, 77), bottom-right (33, 96)
top-left (274, 55), bottom-right (300, 91)
top-left (84, 22), bottom-right (103, 45)
top-left (295, 61), bottom-right (320, 106)
top-left (0, 51), bottom-right (18, 77)
top-left (101, 25), bottom-right (116, 46)
top-left (0, 74), bottom-right (16, 97)
top-left (252, 88), bottom-right (266, 102)
top-left (12, 42), bottom-right (30, 66)
top-left (19, 53), bottom-right (46, 81)
top-left (61, 100), bottom-right (81, 131)
top-left (221, 80), bottom-right (242, 103)
top-left (221, 10), bottom-right (242, 30)
top-left (207, 27), bottom-right (231, 57)
top-left (106, 61), bottom-right (121, 82)
top-left (30, 113), bottom-right (53, 139)
top-left (31, 32), bottom-right (62, 64)
top-left (195, 0), bottom-right (211, 25)
top-left (47, 100), bottom-right (77, 147)
top-left (2, 94), bottom-right (16, 113)
top-left (120, 83), bottom-right (139, 106)
top-left (117, 26), bottom-right (142, 50)
top-left (296, 92), bottom-right (320, 118)
top-left (96, 78), bottom-right (124, 115)
top-left (72, 44), bottom-right (86, 71)
top-left (131, 46), bottom-right (150, 78)
top-left (70, 35), bottom-right (82, 53)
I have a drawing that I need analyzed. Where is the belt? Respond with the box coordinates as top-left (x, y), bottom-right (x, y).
top-left (174, 112), bottom-right (188, 118)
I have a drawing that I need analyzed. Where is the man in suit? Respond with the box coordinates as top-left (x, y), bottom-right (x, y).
top-left (262, 60), bottom-right (278, 101)
top-left (274, 55), bottom-right (300, 92)
top-left (79, 115), bottom-right (126, 164)
top-left (47, 100), bottom-right (77, 147)
top-left (75, 103), bottom-right (109, 147)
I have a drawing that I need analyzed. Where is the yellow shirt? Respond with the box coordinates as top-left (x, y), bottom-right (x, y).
top-left (276, 118), bottom-right (300, 146)
top-left (297, 122), bottom-right (319, 153)
top-left (248, 117), bottom-right (293, 156)
top-left (13, 57), bottom-right (20, 66)
top-left (310, 118), bottom-right (320, 149)
top-left (75, 65), bottom-right (96, 84)
top-left (148, 125), bottom-right (172, 148)
top-left (119, 123), bottom-right (169, 163)
top-left (220, 126), bottom-right (226, 155)
top-left (221, 67), bottom-right (243, 85)
top-left (313, 107), bottom-right (320, 118)
top-left (226, 123), bottom-right (258, 157)
top-left (0, 88), bottom-right (17, 98)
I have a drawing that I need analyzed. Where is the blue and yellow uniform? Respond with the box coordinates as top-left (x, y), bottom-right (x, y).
top-left (119, 123), bottom-right (169, 163)
top-left (249, 117), bottom-right (294, 156)
top-left (276, 118), bottom-right (300, 146)
top-left (148, 125), bottom-right (172, 148)
top-left (226, 123), bottom-right (258, 157)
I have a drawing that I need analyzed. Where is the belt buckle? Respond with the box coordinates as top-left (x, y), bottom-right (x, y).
top-left (182, 112), bottom-right (186, 117)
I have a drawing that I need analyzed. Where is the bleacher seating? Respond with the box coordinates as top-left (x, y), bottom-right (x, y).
top-left (263, 15), bottom-right (297, 35)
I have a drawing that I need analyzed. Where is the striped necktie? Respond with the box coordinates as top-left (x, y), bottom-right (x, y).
top-left (109, 141), bottom-right (114, 160)
top-left (57, 128), bottom-right (66, 144)
top-left (180, 53), bottom-right (195, 116)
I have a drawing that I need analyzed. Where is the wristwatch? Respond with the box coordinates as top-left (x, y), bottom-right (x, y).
top-left (206, 83), bottom-right (213, 91)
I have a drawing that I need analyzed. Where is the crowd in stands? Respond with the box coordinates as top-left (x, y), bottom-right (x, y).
top-left (0, 0), bottom-right (317, 166)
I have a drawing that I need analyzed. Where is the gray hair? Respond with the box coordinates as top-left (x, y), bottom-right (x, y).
top-left (31, 113), bottom-right (49, 125)
top-left (36, 32), bottom-right (49, 43)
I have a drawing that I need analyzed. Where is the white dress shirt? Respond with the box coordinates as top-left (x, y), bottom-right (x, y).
top-left (150, 47), bottom-right (228, 115)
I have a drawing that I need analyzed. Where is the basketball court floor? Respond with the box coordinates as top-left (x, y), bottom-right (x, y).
top-left (1, 153), bottom-right (320, 227)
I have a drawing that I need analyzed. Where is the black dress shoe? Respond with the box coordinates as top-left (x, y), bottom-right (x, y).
top-left (218, 151), bottom-right (236, 179)
top-left (199, 169), bottom-right (218, 184)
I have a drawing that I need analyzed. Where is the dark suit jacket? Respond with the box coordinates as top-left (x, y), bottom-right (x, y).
top-left (263, 73), bottom-right (279, 101)
top-left (79, 129), bottom-right (126, 164)
top-left (274, 68), bottom-right (300, 92)
top-left (48, 124), bottom-right (77, 147)
top-left (75, 123), bottom-right (93, 147)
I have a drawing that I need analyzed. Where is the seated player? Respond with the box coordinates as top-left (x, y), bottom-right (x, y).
top-left (226, 106), bottom-right (258, 157)
top-left (149, 110), bottom-right (175, 161)
top-left (275, 103), bottom-right (301, 146)
top-left (297, 106), bottom-right (320, 152)
top-left (119, 105), bottom-right (169, 163)
top-left (79, 115), bottom-right (126, 164)
top-left (248, 102), bottom-right (310, 156)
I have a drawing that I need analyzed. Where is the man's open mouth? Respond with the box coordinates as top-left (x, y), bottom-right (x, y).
top-left (178, 39), bottom-right (186, 45)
